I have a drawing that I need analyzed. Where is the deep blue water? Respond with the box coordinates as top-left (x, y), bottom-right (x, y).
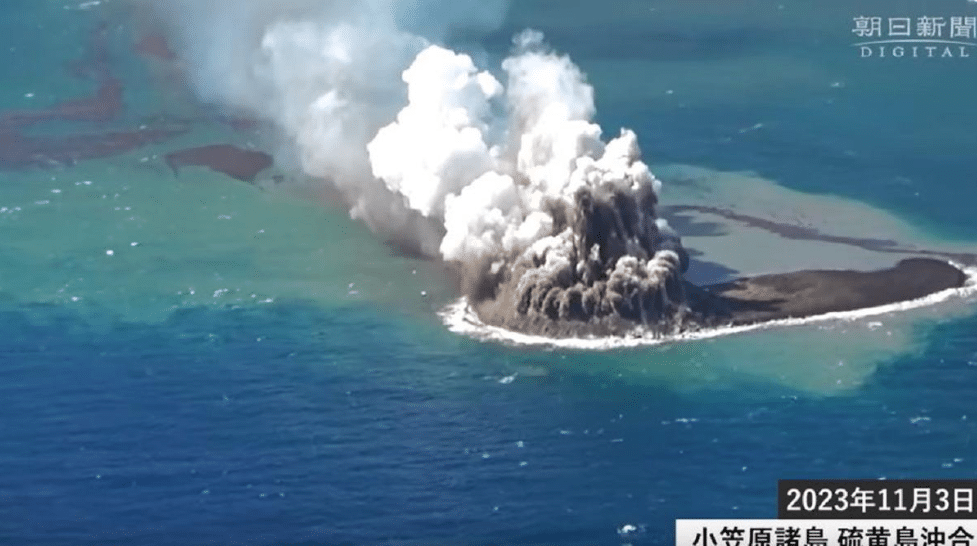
top-left (3, 303), bottom-right (977, 545)
top-left (3, 1), bottom-right (977, 545)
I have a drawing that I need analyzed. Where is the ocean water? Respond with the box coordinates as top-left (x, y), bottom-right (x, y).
top-left (2, 1), bottom-right (977, 545)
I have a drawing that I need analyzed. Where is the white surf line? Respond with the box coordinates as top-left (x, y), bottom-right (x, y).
top-left (439, 262), bottom-right (977, 351)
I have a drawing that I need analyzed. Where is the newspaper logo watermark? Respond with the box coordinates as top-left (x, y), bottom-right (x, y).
top-left (852, 16), bottom-right (977, 58)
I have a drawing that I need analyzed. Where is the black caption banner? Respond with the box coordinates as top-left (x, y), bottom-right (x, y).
top-left (779, 480), bottom-right (977, 519)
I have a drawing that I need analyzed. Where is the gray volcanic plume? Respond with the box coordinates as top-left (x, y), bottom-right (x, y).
top-left (465, 170), bottom-right (692, 338)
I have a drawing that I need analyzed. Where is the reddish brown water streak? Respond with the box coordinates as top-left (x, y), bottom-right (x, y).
top-left (0, 23), bottom-right (186, 171)
top-left (0, 127), bottom-right (187, 170)
top-left (135, 32), bottom-right (176, 61)
top-left (0, 77), bottom-right (123, 130)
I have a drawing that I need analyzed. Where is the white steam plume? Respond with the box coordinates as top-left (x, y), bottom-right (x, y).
top-left (368, 30), bottom-right (676, 262)
top-left (140, 0), bottom-right (509, 255)
top-left (140, 0), bottom-right (690, 334)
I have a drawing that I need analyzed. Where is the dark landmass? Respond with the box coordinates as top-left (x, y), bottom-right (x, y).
top-left (470, 257), bottom-right (969, 337)
top-left (164, 144), bottom-right (274, 183)
top-left (464, 184), bottom-right (691, 339)
top-left (463, 195), bottom-right (973, 338)
top-left (689, 257), bottom-right (968, 326)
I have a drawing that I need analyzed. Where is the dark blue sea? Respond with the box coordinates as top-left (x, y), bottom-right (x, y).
top-left (2, 1), bottom-right (977, 545)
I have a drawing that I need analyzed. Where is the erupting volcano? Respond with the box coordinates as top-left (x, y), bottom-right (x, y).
top-left (135, 0), bottom-right (971, 340)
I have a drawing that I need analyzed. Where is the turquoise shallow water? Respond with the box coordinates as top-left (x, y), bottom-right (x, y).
top-left (2, 1), bottom-right (977, 545)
